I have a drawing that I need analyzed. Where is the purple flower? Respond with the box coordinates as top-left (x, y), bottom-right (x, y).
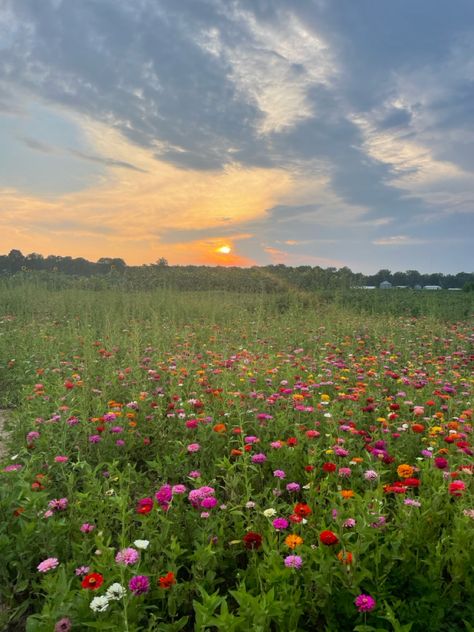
top-left (273, 469), bottom-right (286, 479)
top-left (115, 548), bottom-right (140, 565)
top-left (48, 498), bottom-right (68, 511)
top-left (128, 575), bottom-right (149, 595)
top-left (251, 453), bottom-right (267, 464)
top-left (354, 594), bottom-right (376, 612)
top-left (54, 618), bottom-right (72, 632)
top-left (363, 470), bottom-right (378, 481)
top-left (284, 555), bottom-right (303, 569)
top-left (404, 498), bottom-right (421, 507)
top-left (155, 485), bottom-right (173, 505)
top-left (80, 523), bottom-right (95, 533)
top-left (75, 565), bottom-right (90, 576)
top-left (88, 435), bottom-right (101, 443)
top-left (188, 470), bottom-right (201, 479)
top-left (286, 482), bottom-right (301, 492)
top-left (272, 518), bottom-right (289, 530)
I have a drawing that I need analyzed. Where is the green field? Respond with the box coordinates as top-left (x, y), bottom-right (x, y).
top-left (0, 281), bottom-right (473, 631)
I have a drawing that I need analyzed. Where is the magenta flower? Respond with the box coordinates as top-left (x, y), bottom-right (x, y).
top-left (272, 518), bottom-right (289, 530)
top-left (88, 435), bottom-right (101, 443)
top-left (187, 443), bottom-right (201, 453)
top-left (172, 484), bottom-right (187, 494)
top-left (54, 455), bottom-right (68, 463)
top-left (201, 496), bottom-right (217, 509)
top-left (251, 453), bottom-right (267, 464)
top-left (48, 498), bottom-right (68, 511)
top-left (54, 618), bottom-right (72, 632)
top-left (286, 482), bottom-right (301, 492)
top-left (37, 557), bottom-right (59, 573)
top-left (273, 469), bottom-right (286, 479)
top-left (354, 594), bottom-right (376, 612)
top-left (188, 470), bottom-right (201, 478)
top-left (128, 575), bottom-right (150, 595)
top-left (284, 555), bottom-right (303, 569)
top-left (80, 523), bottom-right (95, 533)
top-left (115, 547), bottom-right (140, 565)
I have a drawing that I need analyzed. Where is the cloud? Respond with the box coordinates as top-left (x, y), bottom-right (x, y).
top-left (372, 235), bottom-right (427, 246)
top-left (0, 0), bottom-right (473, 271)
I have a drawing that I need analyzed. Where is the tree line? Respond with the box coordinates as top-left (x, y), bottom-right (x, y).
top-left (1, 250), bottom-right (473, 291)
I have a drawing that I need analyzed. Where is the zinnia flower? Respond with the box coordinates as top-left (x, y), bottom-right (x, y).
top-left (285, 534), bottom-right (303, 549)
top-left (81, 572), bottom-right (104, 590)
top-left (354, 593), bottom-right (376, 612)
top-left (90, 595), bottom-right (109, 612)
top-left (449, 480), bottom-right (466, 496)
top-left (54, 618), bottom-right (72, 632)
top-left (136, 497), bottom-right (154, 514)
top-left (243, 531), bottom-right (262, 550)
top-left (272, 517), bottom-right (289, 530)
top-left (37, 558), bottom-right (59, 573)
top-left (115, 547), bottom-right (140, 565)
top-left (294, 503), bottom-right (312, 517)
top-left (397, 464), bottom-right (414, 478)
top-left (319, 530), bottom-right (339, 546)
top-left (284, 555), bottom-right (303, 569)
top-left (129, 575), bottom-right (150, 596)
top-left (158, 571), bottom-right (176, 589)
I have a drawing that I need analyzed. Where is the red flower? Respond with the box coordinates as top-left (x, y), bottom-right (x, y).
top-left (323, 462), bottom-right (336, 473)
top-left (304, 465), bottom-right (314, 472)
top-left (287, 437), bottom-right (298, 447)
top-left (319, 530), bottom-right (339, 546)
top-left (294, 503), bottom-right (312, 517)
top-left (289, 513), bottom-right (303, 524)
top-left (243, 531), bottom-right (263, 550)
top-left (449, 480), bottom-right (466, 496)
top-left (81, 573), bottom-right (104, 590)
top-left (411, 424), bottom-right (425, 433)
top-left (404, 478), bottom-right (420, 488)
top-left (158, 571), bottom-right (176, 589)
top-left (136, 497), bottom-right (154, 514)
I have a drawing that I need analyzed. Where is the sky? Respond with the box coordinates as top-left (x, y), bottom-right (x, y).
top-left (0, 0), bottom-right (473, 273)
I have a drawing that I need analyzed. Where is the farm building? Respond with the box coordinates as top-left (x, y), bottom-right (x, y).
top-left (379, 281), bottom-right (392, 289)
top-left (423, 285), bottom-right (442, 290)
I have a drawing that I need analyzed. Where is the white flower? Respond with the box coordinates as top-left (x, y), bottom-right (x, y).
top-left (90, 595), bottom-right (109, 612)
top-left (263, 508), bottom-right (276, 517)
top-left (133, 539), bottom-right (150, 550)
top-left (105, 582), bottom-right (126, 601)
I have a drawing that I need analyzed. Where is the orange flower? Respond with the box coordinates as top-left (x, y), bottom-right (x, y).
top-left (397, 464), bottom-right (414, 478)
top-left (341, 490), bottom-right (355, 499)
top-left (285, 534), bottom-right (304, 549)
top-left (337, 550), bottom-right (353, 565)
top-left (158, 572), bottom-right (176, 589)
top-left (213, 423), bottom-right (227, 433)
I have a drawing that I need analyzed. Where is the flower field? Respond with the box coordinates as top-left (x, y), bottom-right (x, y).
top-left (0, 285), bottom-right (473, 631)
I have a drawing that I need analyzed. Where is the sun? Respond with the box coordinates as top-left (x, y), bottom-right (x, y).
top-left (216, 245), bottom-right (231, 254)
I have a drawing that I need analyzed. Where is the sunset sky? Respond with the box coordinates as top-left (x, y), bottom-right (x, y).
top-left (1, 0), bottom-right (473, 272)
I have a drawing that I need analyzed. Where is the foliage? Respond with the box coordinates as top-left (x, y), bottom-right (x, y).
top-left (0, 285), bottom-right (473, 631)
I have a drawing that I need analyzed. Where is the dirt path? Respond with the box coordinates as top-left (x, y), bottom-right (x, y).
top-left (0, 409), bottom-right (10, 459)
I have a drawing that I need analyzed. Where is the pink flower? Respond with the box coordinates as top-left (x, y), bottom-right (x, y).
top-left (37, 557), bottom-right (59, 573)
top-left (187, 443), bottom-right (201, 453)
top-left (54, 455), bottom-right (68, 463)
top-left (75, 566), bottom-right (90, 576)
top-left (354, 594), bottom-right (376, 612)
top-left (273, 469), bottom-right (286, 479)
top-left (80, 523), bottom-right (95, 533)
top-left (115, 547), bottom-right (140, 565)
top-left (251, 453), bottom-right (267, 463)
